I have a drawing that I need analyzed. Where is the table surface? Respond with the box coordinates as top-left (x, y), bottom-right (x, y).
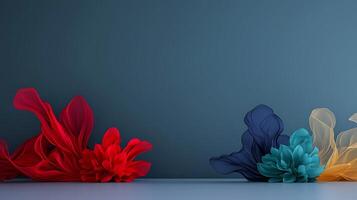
top-left (0, 179), bottom-right (356, 200)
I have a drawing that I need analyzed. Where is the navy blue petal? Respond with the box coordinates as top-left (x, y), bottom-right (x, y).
top-left (210, 131), bottom-right (265, 181)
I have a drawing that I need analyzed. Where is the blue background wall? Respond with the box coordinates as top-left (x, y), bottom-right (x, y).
top-left (1, 0), bottom-right (357, 178)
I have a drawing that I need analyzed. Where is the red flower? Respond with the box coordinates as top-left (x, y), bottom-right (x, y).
top-left (80, 128), bottom-right (152, 182)
top-left (0, 88), bottom-right (152, 182)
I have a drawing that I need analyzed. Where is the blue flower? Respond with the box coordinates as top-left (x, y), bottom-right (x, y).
top-left (257, 128), bottom-right (324, 182)
top-left (210, 105), bottom-right (289, 181)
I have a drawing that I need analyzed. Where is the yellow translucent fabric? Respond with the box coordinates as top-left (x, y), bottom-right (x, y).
top-left (309, 108), bottom-right (357, 181)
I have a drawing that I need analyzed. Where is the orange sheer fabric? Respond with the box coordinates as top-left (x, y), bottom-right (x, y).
top-left (310, 108), bottom-right (357, 181)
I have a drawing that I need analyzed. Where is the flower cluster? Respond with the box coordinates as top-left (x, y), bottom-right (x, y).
top-left (0, 88), bottom-right (152, 182)
top-left (210, 105), bottom-right (324, 182)
top-left (80, 128), bottom-right (152, 182)
top-left (257, 129), bottom-right (324, 182)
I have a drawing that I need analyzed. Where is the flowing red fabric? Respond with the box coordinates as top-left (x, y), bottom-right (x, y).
top-left (0, 88), bottom-right (152, 182)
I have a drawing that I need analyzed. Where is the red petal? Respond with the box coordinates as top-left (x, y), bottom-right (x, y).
top-left (101, 175), bottom-right (113, 182)
top-left (93, 144), bottom-right (104, 160)
top-left (114, 153), bottom-right (127, 165)
top-left (129, 161), bottom-right (151, 176)
top-left (102, 128), bottom-right (121, 149)
top-left (60, 96), bottom-right (94, 152)
top-left (30, 160), bottom-right (79, 181)
top-left (123, 139), bottom-right (152, 161)
top-left (11, 136), bottom-right (41, 166)
top-left (34, 134), bottom-right (51, 160)
top-left (116, 161), bottom-right (151, 182)
top-left (13, 88), bottom-right (76, 153)
top-left (106, 145), bottom-right (120, 159)
top-left (102, 160), bottom-right (112, 171)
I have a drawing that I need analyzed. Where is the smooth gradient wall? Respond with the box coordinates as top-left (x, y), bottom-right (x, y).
top-left (1, 0), bottom-right (357, 178)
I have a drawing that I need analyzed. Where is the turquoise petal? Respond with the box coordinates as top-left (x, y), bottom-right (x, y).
top-left (279, 145), bottom-right (292, 164)
top-left (283, 173), bottom-right (296, 183)
top-left (310, 147), bottom-right (319, 156)
top-left (306, 166), bottom-right (324, 177)
top-left (271, 148), bottom-right (280, 157)
top-left (262, 154), bottom-right (278, 163)
top-left (257, 163), bottom-right (282, 176)
top-left (297, 165), bottom-right (306, 176)
top-left (292, 145), bottom-right (304, 164)
top-left (289, 128), bottom-right (313, 153)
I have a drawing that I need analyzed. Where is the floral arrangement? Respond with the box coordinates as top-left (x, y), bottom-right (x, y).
top-left (210, 104), bottom-right (357, 182)
top-left (1, 88), bottom-right (357, 183)
top-left (0, 88), bottom-right (152, 182)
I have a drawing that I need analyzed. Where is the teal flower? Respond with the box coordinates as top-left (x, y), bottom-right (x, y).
top-left (257, 128), bottom-right (324, 182)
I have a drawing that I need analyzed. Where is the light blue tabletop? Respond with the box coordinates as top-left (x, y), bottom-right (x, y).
top-left (0, 179), bottom-right (355, 200)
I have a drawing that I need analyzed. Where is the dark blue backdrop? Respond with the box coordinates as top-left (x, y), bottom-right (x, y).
top-left (1, 0), bottom-right (357, 178)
